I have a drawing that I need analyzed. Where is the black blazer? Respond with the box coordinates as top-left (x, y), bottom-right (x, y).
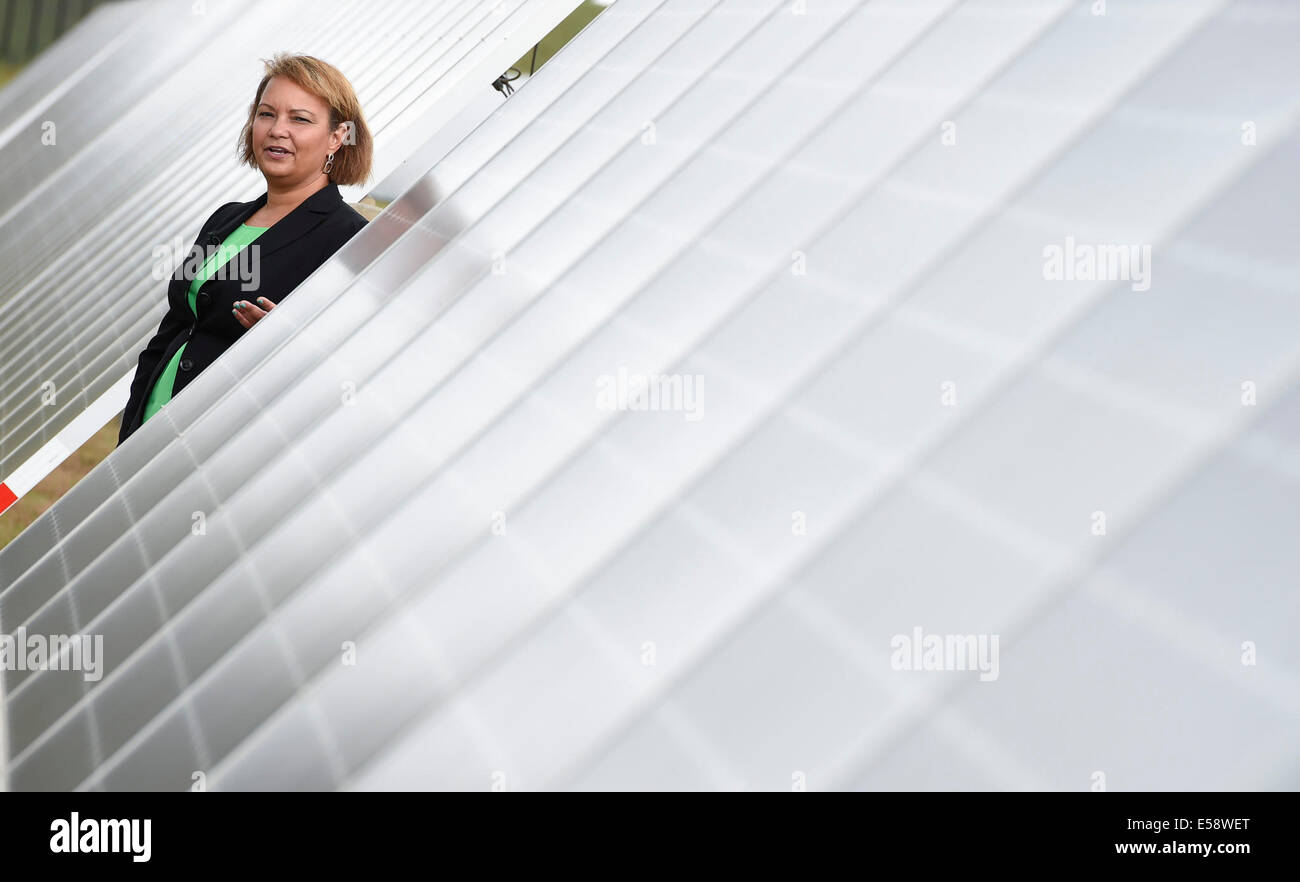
top-left (118, 183), bottom-right (367, 446)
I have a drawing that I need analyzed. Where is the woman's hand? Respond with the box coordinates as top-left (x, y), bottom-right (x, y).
top-left (233, 297), bottom-right (277, 329)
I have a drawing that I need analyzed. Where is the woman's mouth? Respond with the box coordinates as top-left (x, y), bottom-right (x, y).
top-left (265, 146), bottom-right (293, 159)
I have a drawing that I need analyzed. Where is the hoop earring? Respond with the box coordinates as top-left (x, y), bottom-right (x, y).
top-left (323, 152), bottom-right (335, 174)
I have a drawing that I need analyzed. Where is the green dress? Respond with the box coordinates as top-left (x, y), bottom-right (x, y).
top-left (141, 223), bottom-right (269, 425)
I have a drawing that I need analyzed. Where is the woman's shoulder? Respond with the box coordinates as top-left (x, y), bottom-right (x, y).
top-left (335, 201), bottom-right (370, 230)
top-left (321, 200), bottom-right (369, 239)
top-left (314, 200), bottom-right (369, 259)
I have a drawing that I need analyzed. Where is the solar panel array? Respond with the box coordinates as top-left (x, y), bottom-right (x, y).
top-left (2, 0), bottom-right (1298, 790)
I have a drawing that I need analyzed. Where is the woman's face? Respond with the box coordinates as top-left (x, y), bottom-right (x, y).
top-left (252, 76), bottom-right (344, 187)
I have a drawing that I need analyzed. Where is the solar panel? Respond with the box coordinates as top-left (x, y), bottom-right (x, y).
top-left (2, 0), bottom-right (1298, 791)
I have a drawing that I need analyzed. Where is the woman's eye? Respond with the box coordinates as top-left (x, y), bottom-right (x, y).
top-left (293, 117), bottom-right (308, 123)
top-left (258, 111), bottom-right (272, 118)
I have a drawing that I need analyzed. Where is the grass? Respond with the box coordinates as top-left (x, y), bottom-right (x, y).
top-left (0, 417), bottom-right (120, 552)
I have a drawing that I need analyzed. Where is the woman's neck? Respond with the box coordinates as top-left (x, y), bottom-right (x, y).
top-left (264, 175), bottom-right (329, 216)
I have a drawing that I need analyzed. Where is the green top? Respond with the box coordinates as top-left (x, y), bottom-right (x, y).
top-left (142, 223), bottom-right (268, 426)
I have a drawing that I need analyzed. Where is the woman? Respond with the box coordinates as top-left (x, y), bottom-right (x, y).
top-left (118, 52), bottom-right (373, 446)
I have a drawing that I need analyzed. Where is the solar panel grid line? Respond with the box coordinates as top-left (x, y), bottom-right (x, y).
top-left (82, 523), bottom-right (207, 782)
top-left (1035, 354), bottom-right (1218, 440)
top-left (776, 586), bottom-right (1057, 791)
top-left (340, 0), bottom-right (1253, 785)
top-left (198, 606), bottom-right (448, 792)
top-left (1235, 427), bottom-right (1300, 486)
top-left (1162, 238), bottom-right (1295, 298)
top-left (547, 560), bottom-right (777, 789)
top-left (38, 499), bottom-right (108, 781)
top-left (878, 295), bottom-right (1232, 450)
top-left (133, 394), bottom-right (410, 781)
top-left (1078, 568), bottom-right (1300, 721)
top-left (48, 0), bottom-right (904, 785)
top-left (630, 701), bottom-right (752, 790)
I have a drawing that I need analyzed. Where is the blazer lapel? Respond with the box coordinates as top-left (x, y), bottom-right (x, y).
top-left (202, 183), bottom-right (343, 259)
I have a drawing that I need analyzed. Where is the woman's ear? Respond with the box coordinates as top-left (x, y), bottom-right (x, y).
top-left (329, 122), bottom-right (347, 154)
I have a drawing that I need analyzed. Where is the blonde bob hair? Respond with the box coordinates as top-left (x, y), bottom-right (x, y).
top-left (237, 52), bottom-right (373, 187)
